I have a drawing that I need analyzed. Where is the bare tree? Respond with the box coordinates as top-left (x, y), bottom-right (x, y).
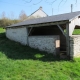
top-left (10, 11), bottom-right (15, 19)
top-left (0, 12), bottom-right (20, 27)
top-left (23, 0), bottom-right (78, 5)
top-left (27, 16), bottom-right (36, 20)
top-left (1, 11), bottom-right (6, 19)
top-left (19, 10), bottom-right (28, 21)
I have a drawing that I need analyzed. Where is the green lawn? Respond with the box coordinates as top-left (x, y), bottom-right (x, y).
top-left (0, 27), bottom-right (5, 33)
top-left (64, 29), bottom-right (80, 35)
top-left (73, 29), bottom-right (80, 35)
top-left (0, 29), bottom-right (80, 80)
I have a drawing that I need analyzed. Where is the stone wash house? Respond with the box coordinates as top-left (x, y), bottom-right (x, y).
top-left (6, 11), bottom-right (80, 58)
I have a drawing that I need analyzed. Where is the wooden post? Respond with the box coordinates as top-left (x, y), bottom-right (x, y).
top-left (27, 27), bottom-right (29, 46)
top-left (57, 24), bottom-right (66, 37)
top-left (27, 27), bottom-right (33, 46)
top-left (66, 23), bottom-right (70, 57)
top-left (28, 27), bottom-right (33, 36)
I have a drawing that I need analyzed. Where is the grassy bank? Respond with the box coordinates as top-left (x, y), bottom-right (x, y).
top-left (0, 31), bottom-right (80, 79)
top-left (73, 29), bottom-right (80, 35)
top-left (0, 27), bottom-right (5, 33)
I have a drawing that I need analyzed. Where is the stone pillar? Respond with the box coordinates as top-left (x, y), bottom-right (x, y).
top-left (70, 37), bottom-right (74, 58)
top-left (70, 36), bottom-right (80, 58)
top-left (66, 23), bottom-right (70, 57)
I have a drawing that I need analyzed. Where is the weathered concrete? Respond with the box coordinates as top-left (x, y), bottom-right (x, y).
top-left (6, 27), bottom-right (28, 45)
top-left (70, 35), bottom-right (80, 57)
top-left (69, 17), bottom-right (80, 36)
top-left (28, 36), bottom-right (60, 55)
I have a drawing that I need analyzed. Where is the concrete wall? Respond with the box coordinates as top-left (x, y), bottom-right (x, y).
top-left (70, 35), bottom-right (80, 58)
top-left (69, 17), bottom-right (80, 36)
top-left (6, 27), bottom-right (28, 45)
top-left (28, 36), bottom-right (60, 55)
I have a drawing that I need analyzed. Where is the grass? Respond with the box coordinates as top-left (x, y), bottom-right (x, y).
top-left (0, 27), bottom-right (5, 33)
top-left (73, 29), bottom-right (80, 35)
top-left (0, 28), bottom-right (80, 80)
top-left (64, 29), bottom-right (80, 35)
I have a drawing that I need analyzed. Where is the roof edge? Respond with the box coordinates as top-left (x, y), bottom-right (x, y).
top-left (69, 13), bottom-right (80, 21)
top-left (6, 20), bottom-right (69, 28)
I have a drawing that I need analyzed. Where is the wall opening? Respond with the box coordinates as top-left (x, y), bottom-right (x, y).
top-left (72, 25), bottom-right (80, 35)
top-left (28, 25), bottom-right (66, 53)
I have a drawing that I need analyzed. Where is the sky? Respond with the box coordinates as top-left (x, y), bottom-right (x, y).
top-left (0, 0), bottom-right (80, 19)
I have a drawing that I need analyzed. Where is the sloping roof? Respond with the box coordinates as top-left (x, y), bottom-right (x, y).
top-left (7, 11), bottom-right (80, 27)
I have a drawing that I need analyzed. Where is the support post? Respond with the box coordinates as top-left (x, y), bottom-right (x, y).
top-left (57, 24), bottom-right (66, 37)
top-left (66, 23), bottom-right (70, 58)
top-left (26, 27), bottom-right (29, 46)
top-left (27, 27), bottom-right (33, 46)
top-left (28, 27), bottom-right (33, 36)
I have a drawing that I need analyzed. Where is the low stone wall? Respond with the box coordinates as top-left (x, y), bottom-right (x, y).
top-left (6, 27), bottom-right (28, 45)
top-left (28, 36), bottom-right (60, 55)
top-left (70, 35), bottom-right (80, 58)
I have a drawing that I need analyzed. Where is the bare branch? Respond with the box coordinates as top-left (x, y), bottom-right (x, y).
top-left (51, 0), bottom-right (57, 4)
top-left (45, 0), bottom-right (57, 5)
top-left (58, 0), bottom-right (64, 8)
top-left (33, 0), bottom-right (42, 5)
top-left (75, 0), bottom-right (77, 4)
top-left (23, 0), bottom-right (32, 3)
top-left (19, 10), bottom-right (28, 21)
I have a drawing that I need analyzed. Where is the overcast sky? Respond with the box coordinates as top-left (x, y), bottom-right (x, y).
top-left (0, 0), bottom-right (80, 19)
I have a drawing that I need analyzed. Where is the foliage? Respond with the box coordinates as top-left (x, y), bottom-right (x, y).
top-left (27, 16), bottom-right (36, 20)
top-left (0, 10), bottom-right (39, 28)
top-left (0, 28), bottom-right (5, 33)
top-left (19, 10), bottom-right (28, 21)
top-left (0, 19), bottom-right (20, 28)
top-left (0, 31), bottom-right (80, 80)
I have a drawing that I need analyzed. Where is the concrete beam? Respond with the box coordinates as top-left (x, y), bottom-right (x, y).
top-left (27, 21), bottom-right (69, 28)
top-left (66, 23), bottom-right (70, 57)
top-left (57, 24), bottom-right (66, 37)
top-left (28, 27), bottom-right (33, 36)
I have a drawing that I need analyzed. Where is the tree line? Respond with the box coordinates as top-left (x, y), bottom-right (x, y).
top-left (0, 10), bottom-right (35, 28)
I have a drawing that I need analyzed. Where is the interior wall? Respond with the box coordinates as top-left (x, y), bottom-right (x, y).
top-left (28, 36), bottom-right (60, 55)
top-left (28, 25), bottom-right (66, 51)
top-left (29, 26), bottom-right (62, 36)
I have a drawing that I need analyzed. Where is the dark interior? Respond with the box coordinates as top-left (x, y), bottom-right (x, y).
top-left (28, 25), bottom-right (66, 52)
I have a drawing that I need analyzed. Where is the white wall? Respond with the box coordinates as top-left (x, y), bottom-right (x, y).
top-left (69, 17), bottom-right (80, 36)
top-left (28, 36), bottom-right (60, 55)
top-left (6, 27), bottom-right (28, 45)
top-left (31, 9), bottom-right (47, 18)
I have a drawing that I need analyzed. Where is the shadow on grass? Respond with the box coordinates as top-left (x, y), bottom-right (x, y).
top-left (0, 33), bottom-right (69, 62)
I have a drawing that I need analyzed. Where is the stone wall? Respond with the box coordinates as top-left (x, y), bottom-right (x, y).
top-left (70, 35), bottom-right (80, 58)
top-left (28, 36), bottom-right (60, 55)
top-left (6, 27), bottom-right (28, 45)
top-left (69, 17), bottom-right (80, 36)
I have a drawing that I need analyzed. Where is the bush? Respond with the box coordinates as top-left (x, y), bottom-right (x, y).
top-left (0, 19), bottom-right (20, 28)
